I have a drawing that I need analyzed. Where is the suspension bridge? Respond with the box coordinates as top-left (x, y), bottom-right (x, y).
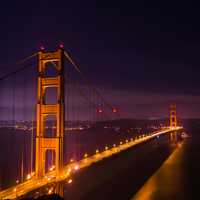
top-left (0, 45), bottom-right (183, 199)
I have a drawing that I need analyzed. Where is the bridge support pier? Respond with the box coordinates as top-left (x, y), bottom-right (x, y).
top-left (55, 182), bottom-right (64, 197)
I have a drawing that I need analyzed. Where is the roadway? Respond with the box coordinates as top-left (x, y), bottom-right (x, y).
top-left (0, 127), bottom-right (182, 199)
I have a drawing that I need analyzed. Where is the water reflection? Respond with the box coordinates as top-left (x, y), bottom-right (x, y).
top-left (131, 141), bottom-right (185, 200)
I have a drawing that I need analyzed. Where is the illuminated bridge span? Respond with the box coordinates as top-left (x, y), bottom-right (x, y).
top-left (0, 46), bottom-right (183, 199)
top-left (0, 127), bottom-right (182, 199)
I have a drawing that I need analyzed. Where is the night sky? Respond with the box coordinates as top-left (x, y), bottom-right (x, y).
top-left (0, 1), bottom-right (200, 118)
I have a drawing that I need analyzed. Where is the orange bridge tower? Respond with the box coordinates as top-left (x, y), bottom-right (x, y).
top-left (35, 48), bottom-right (65, 178)
top-left (170, 103), bottom-right (177, 128)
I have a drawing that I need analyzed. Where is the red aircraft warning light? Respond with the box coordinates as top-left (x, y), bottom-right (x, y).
top-left (59, 43), bottom-right (64, 49)
top-left (112, 108), bottom-right (117, 113)
top-left (97, 108), bottom-right (103, 113)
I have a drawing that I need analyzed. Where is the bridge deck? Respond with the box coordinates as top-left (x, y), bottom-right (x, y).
top-left (0, 127), bottom-right (182, 199)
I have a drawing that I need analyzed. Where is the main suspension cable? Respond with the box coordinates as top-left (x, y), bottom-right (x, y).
top-left (64, 51), bottom-right (120, 117)
top-left (0, 52), bottom-right (38, 82)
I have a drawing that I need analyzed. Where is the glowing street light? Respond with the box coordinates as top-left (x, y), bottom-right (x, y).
top-left (67, 168), bottom-right (71, 173)
top-left (96, 149), bottom-right (99, 154)
top-left (49, 165), bottom-right (55, 172)
top-left (68, 179), bottom-right (73, 184)
top-left (48, 188), bottom-right (53, 195)
top-left (74, 165), bottom-right (79, 171)
top-left (31, 172), bottom-right (35, 177)
top-left (26, 174), bottom-right (31, 180)
top-left (84, 153), bottom-right (88, 158)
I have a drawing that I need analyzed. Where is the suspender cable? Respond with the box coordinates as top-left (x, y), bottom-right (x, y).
top-left (64, 51), bottom-right (120, 118)
top-left (12, 74), bottom-right (16, 129)
top-left (67, 77), bottom-right (111, 121)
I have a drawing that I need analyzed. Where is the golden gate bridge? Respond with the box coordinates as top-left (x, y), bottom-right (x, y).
top-left (0, 45), bottom-right (183, 199)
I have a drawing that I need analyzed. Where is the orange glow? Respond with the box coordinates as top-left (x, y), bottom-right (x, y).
top-left (67, 168), bottom-right (71, 172)
top-left (47, 177), bottom-right (51, 181)
top-left (31, 172), bottom-right (35, 176)
top-left (49, 165), bottom-right (55, 171)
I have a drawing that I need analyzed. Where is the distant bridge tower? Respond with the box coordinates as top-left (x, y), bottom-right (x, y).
top-left (170, 103), bottom-right (177, 128)
top-left (35, 48), bottom-right (65, 178)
